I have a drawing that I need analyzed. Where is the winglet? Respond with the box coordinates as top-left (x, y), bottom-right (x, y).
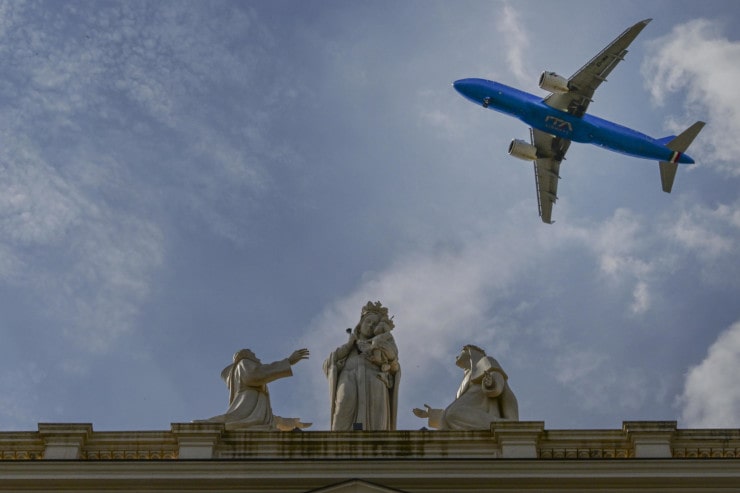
top-left (658, 121), bottom-right (706, 193)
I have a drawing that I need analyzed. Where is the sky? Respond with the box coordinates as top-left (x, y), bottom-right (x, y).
top-left (1, 0), bottom-right (740, 433)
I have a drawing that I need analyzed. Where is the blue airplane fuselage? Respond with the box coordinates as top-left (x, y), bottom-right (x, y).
top-left (453, 78), bottom-right (694, 164)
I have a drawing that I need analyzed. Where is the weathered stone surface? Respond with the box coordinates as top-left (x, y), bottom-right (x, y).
top-left (1, 422), bottom-right (740, 491)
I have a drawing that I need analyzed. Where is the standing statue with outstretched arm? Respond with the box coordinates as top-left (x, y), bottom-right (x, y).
top-left (197, 348), bottom-right (311, 431)
top-left (413, 345), bottom-right (518, 430)
top-left (324, 301), bottom-right (400, 431)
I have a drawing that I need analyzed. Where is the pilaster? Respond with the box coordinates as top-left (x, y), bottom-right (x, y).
top-left (623, 421), bottom-right (677, 458)
top-left (171, 422), bottom-right (225, 459)
top-left (38, 423), bottom-right (92, 460)
top-left (492, 421), bottom-right (545, 458)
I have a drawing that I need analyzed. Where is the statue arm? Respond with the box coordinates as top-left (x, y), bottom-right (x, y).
top-left (481, 370), bottom-right (506, 398)
top-left (243, 359), bottom-right (293, 386)
top-left (413, 404), bottom-right (444, 429)
top-left (331, 334), bottom-right (357, 361)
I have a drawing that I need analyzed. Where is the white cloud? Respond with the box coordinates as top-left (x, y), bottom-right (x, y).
top-left (680, 320), bottom-right (740, 427)
top-left (0, 2), bottom-right (298, 357)
top-left (590, 209), bottom-right (651, 278)
top-left (295, 197), bottom-right (740, 428)
top-left (630, 281), bottom-right (650, 315)
top-left (660, 199), bottom-right (740, 287)
top-left (0, 140), bottom-right (86, 248)
top-left (0, 138), bottom-right (164, 354)
top-left (580, 209), bottom-right (659, 314)
top-left (554, 349), bottom-right (649, 411)
top-left (668, 209), bottom-right (734, 259)
top-left (643, 19), bottom-right (740, 173)
top-left (297, 220), bottom-right (543, 428)
top-left (296, 208), bottom-right (664, 427)
top-left (57, 212), bottom-right (164, 352)
top-left (496, 3), bottom-right (532, 84)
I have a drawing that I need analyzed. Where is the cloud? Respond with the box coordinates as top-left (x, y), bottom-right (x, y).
top-left (554, 349), bottom-right (649, 411)
top-left (643, 19), bottom-right (740, 173)
top-left (580, 209), bottom-right (660, 314)
top-left (295, 207), bottom-right (665, 428)
top-left (0, 140), bottom-right (85, 248)
top-left (680, 320), bottom-right (740, 427)
top-left (496, 3), bottom-right (533, 84)
top-left (298, 237), bottom-right (531, 427)
top-left (0, 3), bottom-right (304, 357)
top-left (630, 281), bottom-right (650, 315)
top-left (661, 199), bottom-right (740, 286)
top-left (0, 138), bottom-right (164, 354)
top-left (295, 191), bottom-right (740, 428)
top-left (668, 209), bottom-right (734, 259)
top-left (0, 2), bottom-right (296, 244)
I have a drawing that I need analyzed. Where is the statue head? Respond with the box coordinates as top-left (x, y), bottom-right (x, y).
top-left (361, 301), bottom-right (389, 319)
top-left (456, 344), bottom-right (486, 369)
top-left (356, 301), bottom-right (391, 338)
top-left (373, 317), bottom-right (394, 336)
top-left (233, 348), bottom-right (260, 364)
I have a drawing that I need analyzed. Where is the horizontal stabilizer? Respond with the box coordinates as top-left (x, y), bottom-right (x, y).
top-left (659, 161), bottom-right (678, 193)
top-left (666, 121), bottom-right (705, 153)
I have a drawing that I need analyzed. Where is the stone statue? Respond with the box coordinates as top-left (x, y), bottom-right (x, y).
top-left (413, 344), bottom-right (518, 430)
top-left (324, 301), bottom-right (400, 430)
top-left (197, 348), bottom-right (312, 431)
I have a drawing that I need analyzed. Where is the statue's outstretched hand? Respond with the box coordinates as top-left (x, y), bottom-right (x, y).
top-left (289, 348), bottom-right (310, 365)
top-left (412, 404), bottom-right (432, 418)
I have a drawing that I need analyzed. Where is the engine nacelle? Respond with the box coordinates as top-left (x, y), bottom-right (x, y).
top-left (539, 71), bottom-right (570, 93)
top-left (508, 139), bottom-right (538, 161)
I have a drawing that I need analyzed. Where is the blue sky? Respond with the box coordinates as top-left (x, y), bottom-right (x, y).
top-left (1, 0), bottom-right (740, 432)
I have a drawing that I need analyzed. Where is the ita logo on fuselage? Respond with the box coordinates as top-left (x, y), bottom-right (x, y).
top-left (544, 115), bottom-right (573, 134)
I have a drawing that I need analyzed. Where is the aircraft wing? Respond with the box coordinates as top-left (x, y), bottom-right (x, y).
top-left (544, 18), bottom-right (652, 117)
top-left (531, 128), bottom-right (570, 224)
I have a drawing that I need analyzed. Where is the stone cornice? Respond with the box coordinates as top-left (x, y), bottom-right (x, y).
top-left (0, 421), bottom-right (738, 462)
top-left (1, 457), bottom-right (740, 492)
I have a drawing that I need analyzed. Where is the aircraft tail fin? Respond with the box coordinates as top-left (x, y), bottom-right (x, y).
top-left (658, 121), bottom-right (706, 193)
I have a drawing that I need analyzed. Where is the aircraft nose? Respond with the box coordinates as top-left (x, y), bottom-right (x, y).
top-left (453, 78), bottom-right (489, 107)
top-left (452, 79), bottom-right (470, 95)
top-left (453, 78), bottom-right (484, 101)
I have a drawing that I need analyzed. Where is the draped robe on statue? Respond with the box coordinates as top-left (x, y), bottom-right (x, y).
top-left (324, 336), bottom-right (400, 431)
top-left (204, 358), bottom-right (301, 431)
top-left (426, 356), bottom-right (518, 430)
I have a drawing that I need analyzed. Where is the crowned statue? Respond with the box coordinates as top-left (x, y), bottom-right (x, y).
top-left (324, 301), bottom-right (400, 431)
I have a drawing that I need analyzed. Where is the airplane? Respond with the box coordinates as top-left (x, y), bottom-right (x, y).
top-left (453, 18), bottom-right (705, 224)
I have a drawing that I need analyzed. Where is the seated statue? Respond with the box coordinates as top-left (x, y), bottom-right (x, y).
top-left (413, 345), bottom-right (518, 430)
top-left (196, 348), bottom-right (312, 431)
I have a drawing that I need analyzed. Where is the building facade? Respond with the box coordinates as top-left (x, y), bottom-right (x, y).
top-left (1, 421), bottom-right (739, 492)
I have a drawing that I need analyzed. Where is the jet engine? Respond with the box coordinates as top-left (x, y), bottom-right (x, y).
top-left (508, 139), bottom-right (538, 161)
top-left (539, 71), bottom-right (570, 93)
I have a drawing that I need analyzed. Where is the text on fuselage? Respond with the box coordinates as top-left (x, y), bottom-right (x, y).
top-left (545, 115), bottom-right (573, 133)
